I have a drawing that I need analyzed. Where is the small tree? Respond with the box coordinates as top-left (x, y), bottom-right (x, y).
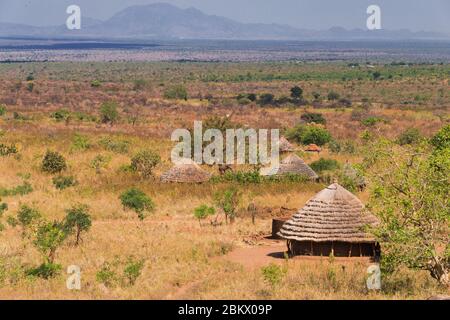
top-left (285, 125), bottom-right (332, 146)
top-left (33, 220), bottom-right (67, 264)
top-left (327, 91), bottom-right (340, 101)
top-left (163, 84), bottom-right (188, 100)
top-left (42, 150), bottom-right (67, 174)
top-left (362, 127), bottom-right (449, 285)
top-left (17, 205), bottom-right (41, 236)
top-left (215, 187), bottom-right (241, 224)
top-left (130, 150), bottom-right (161, 179)
top-left (258, 93), bottom-right (275, 106)
top-left (193, 205), bottom-right (216, 226)
top-left (290, 86), bottom-right (303, 99)
top-left (300, 112), bottom-right (326, 125)
top-left (120, 188), bottom-right (155, 220)
top-left (396, 128), bottom-right (422, 146)
top-left (100, 101), bottom-right (119, 125)
top-left (63, 204), bottom-right (92, 245)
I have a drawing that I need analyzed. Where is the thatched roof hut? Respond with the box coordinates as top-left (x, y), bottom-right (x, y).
top-left (278, 183), bottom-right (379, 257)
top-left (278, 136), bottom-right (295, 153)
top-left (161, 159), bottom-right (211, 183)
top-left (305, 144), bottom-right (322, 153)
top-left (260, 154), bottom-right (318, 180)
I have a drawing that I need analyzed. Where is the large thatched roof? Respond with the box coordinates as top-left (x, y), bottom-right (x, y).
top-left (278, 136), bottom-right (294, 153)
top-left (160, 159), bottom-right (211, 183)
top-left (278, 183), bottom-right (378, 243)
top-left (260, 154), bottom-right (318, 180)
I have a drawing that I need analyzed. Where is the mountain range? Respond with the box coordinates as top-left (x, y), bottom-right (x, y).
top-left (0, 3), bottom-right (448, 41)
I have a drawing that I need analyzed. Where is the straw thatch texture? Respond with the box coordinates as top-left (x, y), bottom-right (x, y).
top-left (260, 154), bottom-right (318, 180)
top-left (161, 159), bottom-right (211, 183)
top-left (278, 183), bottom-right (378, 243)
top-left (305, 144), bottom-right (322, 152)
top-left (278, 136), bottom-right (294, 153)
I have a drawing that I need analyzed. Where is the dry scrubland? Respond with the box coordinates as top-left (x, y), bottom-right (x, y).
top-left (0, 61), bottom-right (448, 299)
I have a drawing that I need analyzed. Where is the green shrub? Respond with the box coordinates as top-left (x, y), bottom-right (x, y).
top-left (99, 137), bottom-right (130, 154)
top-left (26, 262), bottom-right (62, 279)
top-left (258, 93), bottom-right (275, 105)
top-left (123, 258), bottom-right (145, 286)
top-left (0, 144), bottom-right (18, 156)
top-left (301, 112), bottom-right (326, 125)
top-left (41, 150), bottom-right (67, 174)
top-left (0, 104), bottom-right (6, 116)
top-left (396, 128), bottom-right (422, 146)
top-left (327, 91), bottom-right (340, 101)
top-left (96, 262), bottom-right (117, 287)
top-left (91, 80), bottom-right (101, 87)
top-left (17, 205), bottom-right (41, 233)
top-left (285, 125), bottom-right (332, 146)
top-left (63, 204), bottom-right (92, 245)
top-left (33, 221), bottom-right (67, 264)
top-left (52, 175), bottom-right (77, 190)
top-left (193, 205), bottom-right (216, 225)
top-left (361, 116), bottom-right (384, 127)
top-left (261, 263), bottom-right (286, 286)
top-left (100, 101), bottom-right (119, 125)
top-left (90, 154), bottom-right (111, 174)
top-left (163, 84), bottom-right (188, 100)
top-left (130, 150), bottom-right (160, 179)
top-left (132, 79), bottom-right (148, 91)
top-left (310, 158), bottom-right (340, 173)
top-left (0, 181), bottom-right (33, 197)
top-left (214, 187), bottom-right (241, 224)
top-left (71, 134), bottom-right (91, 151)
top-left (119, 188), bottom-right (155, 220)
top-left (430, 124), bottom-right (449, 150)
top-left (50, 108), bottom-right (70, 122)
top-left (290, 86), bottom-right (303, 99)
top-left (211, 171), bottom-right (261, 184)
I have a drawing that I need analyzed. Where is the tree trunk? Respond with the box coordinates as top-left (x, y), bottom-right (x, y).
top-left (428, 257), bottom-right (449, 286)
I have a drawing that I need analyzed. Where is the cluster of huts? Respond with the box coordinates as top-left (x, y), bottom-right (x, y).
top-left (160, 137), bottom-right (379, 258)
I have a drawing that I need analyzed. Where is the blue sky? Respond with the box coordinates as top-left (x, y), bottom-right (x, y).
top-left (0, 0), bottom-right (449, 32)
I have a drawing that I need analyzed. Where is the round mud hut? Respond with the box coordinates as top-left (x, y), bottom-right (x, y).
top-left (260, 154), bottom-right (319, 180)
top-left (160, 159), bottom-right (211, 183)
top-left (278, 183), bottom-right (380, 257)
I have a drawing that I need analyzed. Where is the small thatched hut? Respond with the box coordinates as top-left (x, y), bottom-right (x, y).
top-left (278, 183), bottom-right (379, 257)
top-left (161, 159), bottom-right (211, 183)
top-left (278, 136), bottom-right (295, 153)
top-left (260, 154), bottom-right (318, 180)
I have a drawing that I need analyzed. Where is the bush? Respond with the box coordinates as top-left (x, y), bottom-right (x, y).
top-left (26, 263), bottom-right (62, 279)
top-left (361, 116), bottom-right (384, 127)
top-left (90, 154), bottom-right (111, 174)
top-left (91, 80), bottom-right (101, 87)
top-left (17, 205), bottom-right (41, 232)
top-left (99, 137), bottom-right (130, 154)
top-left (300, 112), bottom-right (326, 125)
top-left (397, 128), bottom-right (422, 146)
top-left (163, 84), bottom-right (188, 100)
top-left (211, 170), bottom-right (261, 184)
top-left (327, 91), bottom-right (340, 101)
top-left (430, 124), bottom-right (449, 150)
top-left (258, 93), bottom-right (275, 105)
top-left (130, 150), bottom-right (160, 179)
top-left (193, 205), bottom-right (216, 225)
top-left (0, 144), bottom-right (18, 156)
top-left (290, 86), bottom-right (303, 99)
top-left (214, 187), bottom-right (241, 224)
top-left (261, 263), bottom-right (286, 286)
top-left (33, 221), bottom-right (67, 264)
top-left (310, 158), bottom-right (340, 173)
top-left (52, 175), bottom-right (77, 190)
top-left (63, 204), bottom-right (92, 245)
top-left (0, 181), bottom-right (33, 197)
top-left (123, 258), bottom-right (145, 286)
top-left (50, 108), bottom-right (70, 122)
top-left (285, 125), bottom-right (332, 146)
top-left (0, 104), bottom-right (6, 116)
top-left (119, 188), bottom-right (155, 220)
top-left (96, 262), bottom-right (117, 287)
top-left (100, 101), bottom-right (119, 125)
top-left (41, 150), bottom-right (67, 174)
top-left (132, 79), bottom-right (148, 91)
top-left (71, 134), bottom-right (91, 151)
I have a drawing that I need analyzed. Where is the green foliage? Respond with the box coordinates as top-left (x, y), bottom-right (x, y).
top-left (50, 108), bottom-right (70, 122)
top-left (96, 262), bottom-right (117, 287)
top-left (26, 262), bottom-right (62, 279)
top-left (310, 158), bottom-right (340, 173)
top-left (362, 133), bottom-right (449, 285)
top-left (193, 205), bottom-right (216, 225)
top-left (0, 181), bottom-right (33, 197)
top-left (63, 204), bottom-right (91, 245)
top-left (26, 73), bottom-right (35, 81)
top-left (123, 258), bottom-right (145, 286)
top-left (327, 91), bottom-right (340, 101)
top-left (300, 112), bottom-right (326, 125)
top-left (33, 221), bottom-right (67, 264)
top-left (258, 93), bottom-right (275, 105)
top-left (71, 134), bottom-right (91, 151)
top-left (361, 116), bottom-right (385, 127)
top-left (0, 104), bottom-right (6, 116)
top-left (41, 150), bottom-right (67, 174)
top-left (90, 154), bottom-right (111, 174)
top-left (99, 137), bottom-right (130, 154)
top-left (100, 101), bottom-right (119, 125)
top-left (130, 150), bottom-right (161, 179)
top-left (430, 124), bottom-right (450, 150)
top-left (17, 205), bottom-right (41, 232)
top-left (285, 125), bottom-right (332, 146)
top-left (163, 84), bottom-right (188, 100)
top-left (91, 80), bottom-right (101, 87)
top-left (211, 170), bottom-right (261, 184)
top-left (52, 175), bottom-right (77, 190)
top-left (290, 86), bottom-right (303, 99)
top-left (396, 128), bottom-right (422, 146)
top-left (214, 187), bottom-right (241, 223)
top-left (119, 188), bottom-right (155, 220)
top-left (261, 263), bottom-right (286, 286)
top-left (132, 79), bottom-right (148, 91)
top-left (0, 143), bottom-right (18, 156)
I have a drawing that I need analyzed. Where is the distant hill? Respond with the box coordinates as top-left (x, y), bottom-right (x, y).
top-left (0, 3), bottom-right (448, 40)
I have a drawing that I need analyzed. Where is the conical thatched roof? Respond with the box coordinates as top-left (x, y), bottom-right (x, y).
top-left (260, 154), bottom-right (318, 180)
top-left (278, 183), bottom-right (378, 243)
top-left (160, 159), bottom-right (211, 183)
top-left (278, 136), bottom-right (294, 153)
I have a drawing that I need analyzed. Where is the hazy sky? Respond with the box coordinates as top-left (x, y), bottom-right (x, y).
top-left (0, 0), bottom-right (449, 32)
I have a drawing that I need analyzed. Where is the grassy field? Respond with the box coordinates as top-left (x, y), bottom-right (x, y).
top-left (0, 61), bottom-right (448, 299)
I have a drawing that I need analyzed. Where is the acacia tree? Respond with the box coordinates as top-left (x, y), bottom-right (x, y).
top-left (362, 126), bottom-right (449, 285)
top-left (64, 204), bottom-right (92, 245)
